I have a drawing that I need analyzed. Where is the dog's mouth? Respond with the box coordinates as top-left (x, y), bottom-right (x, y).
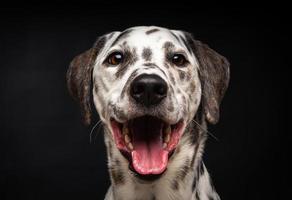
top-left (110, 115), bottom-right (184, 177)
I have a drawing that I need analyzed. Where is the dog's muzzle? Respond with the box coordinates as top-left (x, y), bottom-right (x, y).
top-left (110, 74), bottom-right (185, 177)
top-left (130, 74), bottom-right (167, 107)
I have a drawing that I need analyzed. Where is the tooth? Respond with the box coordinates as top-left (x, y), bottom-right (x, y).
top-left (165, 125), bottom-right (171, 135)
top-left (164, 125), bottom-right (171, 143)
top-left (124, 134), bottom-right (130, 144)
top-left (123, 124), bottom-right (129, 135)
top-left (128, 142), bottom-right (133, 150)
top-left (164, 133), bottom-right (170, 143)
top-left (163, 143), bottom-right (167, 148)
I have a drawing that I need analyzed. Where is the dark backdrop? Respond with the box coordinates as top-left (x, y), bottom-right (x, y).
top-left (0, 3), bottom-right (288, 200)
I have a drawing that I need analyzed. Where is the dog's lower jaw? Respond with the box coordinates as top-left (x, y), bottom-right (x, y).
top-left (103, 123), bottom-right (220, 200)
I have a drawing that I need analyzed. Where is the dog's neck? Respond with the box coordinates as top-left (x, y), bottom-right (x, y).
top-left (103, 118), bottom-right (220, 200)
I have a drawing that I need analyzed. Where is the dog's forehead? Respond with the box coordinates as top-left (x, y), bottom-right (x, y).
top-left (113, 26), bottom-right (183, 49)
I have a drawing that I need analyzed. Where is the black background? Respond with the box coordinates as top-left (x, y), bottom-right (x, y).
top-left (0, 3), bottom-right (289, 200)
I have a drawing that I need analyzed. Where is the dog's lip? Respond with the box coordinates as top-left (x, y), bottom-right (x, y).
top-left (110, 116), bottom-right (184, 177)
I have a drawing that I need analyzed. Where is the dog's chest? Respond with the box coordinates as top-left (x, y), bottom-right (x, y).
top-left (109, 179), bottom-right (195, 200)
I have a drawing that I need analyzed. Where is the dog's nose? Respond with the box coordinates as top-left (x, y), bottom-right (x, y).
top-left (130, 74), bottom-right (167, 106)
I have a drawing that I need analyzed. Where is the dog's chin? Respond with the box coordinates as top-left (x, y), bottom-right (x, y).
top-left (110, 115), bottom-right (184, 180)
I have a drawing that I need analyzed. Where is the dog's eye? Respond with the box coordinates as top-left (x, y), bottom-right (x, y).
top-left (107, 52), bottom-right (123, 65)
top-left (172, 54), bottom-right (187, 66)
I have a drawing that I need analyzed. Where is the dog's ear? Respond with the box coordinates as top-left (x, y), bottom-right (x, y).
top-left (66, 36), bottom-right (106, 125)
top-left (185, 32), bottom-right (230, 124)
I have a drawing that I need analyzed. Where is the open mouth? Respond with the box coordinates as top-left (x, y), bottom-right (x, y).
top-left (110, 115), bottom-right (184, 177)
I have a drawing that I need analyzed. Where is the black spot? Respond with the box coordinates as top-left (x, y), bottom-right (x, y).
top-left (151, 195), bottom-right (156, 200)
top-left (94, 84), bottom-right (98, 94)
top-left (192, 178), bottom-right (197, 192)
top-left (178, 69), bottom-right (186, 80)
top-left (195, 190), bottom-right (200, 199)
top-left (168, 72), bottom-right (176, 85)
top-left (111, 168), bottom-right (125, 186)
top-left (186, 72), bottom-right (191, 81)
top-left (171, 159), bottom-right (191, 190)
top-left (145, 28), bottom-right (159, 35)
top-left (177, 158), bottom-right (191, 181)
top-left (169, 86), bottom-right (175, 97)
top-left (142, 47), bottom-right (152, 61)
top-left (199, 161), bottom-right (205, 176)
top-left (191, 153), bottom-right (196, 168)
top-left (122, 41), bottom-right (128, 46)
top-left (115, 158), bottom-right (120, 165)
top-left (182, 95), bottom-right (187, 105)
top-left (172, 179), bottom-right (179, 190)
top-left (164, 62), bottom-right (170, 69)
top-left (189, 81), bottom-right (196, 94)
top-left (195, 161), bottom-right (205, 186)
top-left (111, 29), bottom-right (132, 47)
top-left (163, 41), bottom-right (175, 51)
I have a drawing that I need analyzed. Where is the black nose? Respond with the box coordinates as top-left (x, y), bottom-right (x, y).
top-left (130, 74), bottom-right (168, 107)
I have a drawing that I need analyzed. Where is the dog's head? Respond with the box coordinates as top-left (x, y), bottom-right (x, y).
top-left (67, 26), bottom-right (229, 177)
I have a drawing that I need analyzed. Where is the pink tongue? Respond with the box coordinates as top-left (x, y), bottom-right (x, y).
top-left (131, 135), bottom-right (168, 175)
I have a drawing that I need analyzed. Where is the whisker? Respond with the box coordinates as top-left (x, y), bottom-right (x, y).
top-left (93, 123), bottom-right (104, 144)
top-left (89, 120), bottom-right (102, 144)
top-left (192, 119), bottom-right (219, 142)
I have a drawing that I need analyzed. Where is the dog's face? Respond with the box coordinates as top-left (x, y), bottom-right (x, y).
top-left (67, 26), bottom-right (229, 178)
top-left (93, 27), bottom-right (200, 126)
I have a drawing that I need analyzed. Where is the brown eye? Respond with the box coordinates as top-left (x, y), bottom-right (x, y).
top-left (172, 54), bottom-right (187, 66)
top-left (107, 52), bottom-right (123, 65)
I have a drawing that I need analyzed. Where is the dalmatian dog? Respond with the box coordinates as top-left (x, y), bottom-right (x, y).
top-left (67, 26), bottom-right (230, 200)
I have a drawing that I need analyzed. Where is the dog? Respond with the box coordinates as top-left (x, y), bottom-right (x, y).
top-left (66, 26), bottom-right (230, 200)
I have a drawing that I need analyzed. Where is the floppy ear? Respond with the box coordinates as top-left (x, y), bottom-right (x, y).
top-left (66, 36), bottom-right (106, 125)
top-left (185, 33), bottom-right (230, 124)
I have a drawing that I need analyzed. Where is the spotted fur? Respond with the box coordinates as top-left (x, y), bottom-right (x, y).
top-left (142, 47), bottom-right (153, 61)
top-left (67, 26), bottom-right (230, 200)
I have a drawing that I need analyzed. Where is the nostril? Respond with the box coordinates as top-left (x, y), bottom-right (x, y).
top-left (154, 83), bottom-right (167, 96)
top-left (132, 83), bottom-right (144, 95)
